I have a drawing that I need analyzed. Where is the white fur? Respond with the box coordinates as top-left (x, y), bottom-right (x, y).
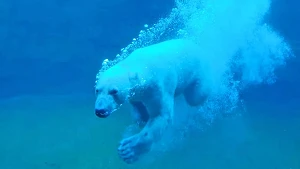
top-left (95, 39), bottom-right (209, 163)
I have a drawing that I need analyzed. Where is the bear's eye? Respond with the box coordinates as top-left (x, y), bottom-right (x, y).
top-left (109, 88), bottom-right (118, 95)
top-left (95, 88), bottom-right (102, 95)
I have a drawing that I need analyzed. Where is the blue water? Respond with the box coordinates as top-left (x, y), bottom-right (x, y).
top-left (0, 0), bottom-right (299, 169)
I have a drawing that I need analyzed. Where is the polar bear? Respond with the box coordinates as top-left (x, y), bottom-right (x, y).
top-left (94, 39), bottom-right (210, 163)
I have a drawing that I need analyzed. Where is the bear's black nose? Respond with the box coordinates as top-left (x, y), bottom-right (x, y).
top-left (95, 109), bottom-right (109, 118)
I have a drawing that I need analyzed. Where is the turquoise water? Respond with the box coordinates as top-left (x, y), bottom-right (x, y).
top-left (0, 94), bottom-right (299, 169)
top-left (0, 0), bottom-right (299, 168)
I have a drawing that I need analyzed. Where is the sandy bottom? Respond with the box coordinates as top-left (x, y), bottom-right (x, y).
top-left (0, 94), bottom-right (299, 169)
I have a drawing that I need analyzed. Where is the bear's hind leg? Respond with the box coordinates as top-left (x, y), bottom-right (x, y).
top-left (184, 79), bottom-right (207, 107)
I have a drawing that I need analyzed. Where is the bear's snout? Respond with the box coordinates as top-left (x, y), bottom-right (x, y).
top-left (95, 108), bottom-right (109, 118)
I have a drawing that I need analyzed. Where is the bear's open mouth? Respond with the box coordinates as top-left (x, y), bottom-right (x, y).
top-left (95, 109), bottom-right (111, 118)
top-left (95, 107), bottom-right (121, 118)
top-left (96, 112), bottom-right (110, 118)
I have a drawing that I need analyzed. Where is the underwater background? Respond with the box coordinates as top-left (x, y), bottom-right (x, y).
top-left (0, 0), bottom-right (299, 168)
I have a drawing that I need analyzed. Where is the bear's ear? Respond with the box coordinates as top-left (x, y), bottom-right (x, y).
top-left (128, 71), bottom-right (139, 85)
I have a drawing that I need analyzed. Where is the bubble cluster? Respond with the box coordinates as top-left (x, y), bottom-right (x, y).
top-left (95, 7), bottom-right (185, 86)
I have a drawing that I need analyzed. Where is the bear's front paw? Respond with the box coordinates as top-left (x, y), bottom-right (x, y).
top-left (117, 134), bottom-right (152, 164)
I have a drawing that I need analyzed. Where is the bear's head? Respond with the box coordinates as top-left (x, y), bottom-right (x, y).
top-left (94, 66), bottom-right (132, 118)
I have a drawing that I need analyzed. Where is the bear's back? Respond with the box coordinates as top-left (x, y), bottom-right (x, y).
top-left (125, 39), bottom-right (203, 72)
